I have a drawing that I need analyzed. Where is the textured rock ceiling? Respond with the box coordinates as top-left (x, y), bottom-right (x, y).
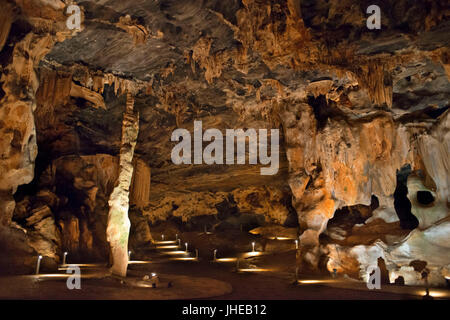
top-left (37, 0), bottom-right (449, 192)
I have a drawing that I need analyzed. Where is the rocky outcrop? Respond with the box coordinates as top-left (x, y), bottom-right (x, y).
top-left (146, 185), bottom-right (295, 230)
top-left (12, 152), bottom-right (151, 263)
top-left (0, 0), bottom-right (76, 271)
top-left (10, 154), bottom-right (119, 262)
top-left (327, 213), bottom-right (450, 286)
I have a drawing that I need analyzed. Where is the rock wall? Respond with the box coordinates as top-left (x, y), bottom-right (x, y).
top-left (146, 186), bottom-right (295, 229)
top-left (0, 0), bottom-right (74, 272)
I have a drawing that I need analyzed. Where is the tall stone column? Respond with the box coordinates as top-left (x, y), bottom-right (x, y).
top-left (107, 92), bottom-right (139, 277)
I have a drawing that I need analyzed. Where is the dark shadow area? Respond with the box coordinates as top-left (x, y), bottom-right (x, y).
top-left (307, 94), bottom-right (349, 130)
top-left (393, 164), bottom-right (419, 229)
top-left (326, 194), bottom-right (379, 230)
top-left (307, 95), bottom-right (334, 130)
top-left (417, 191), bottom-right (434, 205)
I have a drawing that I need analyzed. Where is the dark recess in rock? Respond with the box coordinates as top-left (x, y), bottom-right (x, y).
top-left (416, 191), bottom-right (435, 205)
top-left (394, 164), bottom-right (419, 230)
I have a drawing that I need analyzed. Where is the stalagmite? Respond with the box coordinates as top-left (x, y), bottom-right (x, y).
top-left (106, 92), bottom-right (139, 277)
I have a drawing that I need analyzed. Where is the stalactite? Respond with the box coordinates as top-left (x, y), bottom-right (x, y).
top-left (39, 63), bottom-right (149, 101)
top-left (59, 217), bottom-right (80, 255)
top-left (0, 31), bottom-right (62, 224)
top-left (192, 36), bottom-right (226, 84)
top-left (356, 61), bottom-right (393, 108)
top-left (91, 15), bottom-right (149, 45)
top-left (35, 69), bottom-right (72, 128)
top-left (70, 83), bottom-right (106, 109)
top-left (106, 92), bottom-right (139, 277)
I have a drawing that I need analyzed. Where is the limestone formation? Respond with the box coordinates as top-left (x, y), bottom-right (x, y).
top-left (106, 93), bottom-right (139, 277)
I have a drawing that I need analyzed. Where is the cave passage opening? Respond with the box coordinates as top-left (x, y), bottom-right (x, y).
top-left (416, 190), bottom-right (435, 205)
top-left (393, 164), bottom-right (419, 230)
top-left (322, 194), bottom-right (379, 243)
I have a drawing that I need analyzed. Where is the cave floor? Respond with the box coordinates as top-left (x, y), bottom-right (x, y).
top-left (2, 229), bottom-right (449, 300)
top-left (1, 256), bottom-right (444, 300)
top-left (134, 257), bottom-right (446, 300)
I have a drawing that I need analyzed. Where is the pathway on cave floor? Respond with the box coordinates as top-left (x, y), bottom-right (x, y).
top-left (0, 261), bottom-right (427, 300)
top-left (3, 240), bottom-right (444, 299)
top-left (139, 239), bottom-right (438, 300)
top-left (129, 259), bottom-right (424, 300)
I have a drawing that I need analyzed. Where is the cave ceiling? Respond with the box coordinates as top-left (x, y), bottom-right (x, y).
top-left (33, 0), bottom-right (449, 198)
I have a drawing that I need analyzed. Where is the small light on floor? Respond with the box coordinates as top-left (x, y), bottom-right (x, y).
top-left (162, 234), bottom-right (164, 241)
top-left (35, 255), bottom-right (43, 275)
top-left (276, 236), bottom-right (293, 240)
top-left (298, 279), bottom-right (328, 284)
top-left (62, 251), bottom-right (68, 265)
top-left (128, 250), bottom-right (132, 260)
top-left (170, 257), bottom-right (197, 261)
top-left (156, 245), bottom-right (179, 249)
top-left (128, 260), bottom-right (152, 265)
top-left (252, 242), bottom-right (255, 252)
top-left (417, 289), bottom-right (449, 298)
top-left (238, 268), bottom-right (272, 272)
top-left (242, 252), bottom-right (263, 257)
top-left (58, 263), bottom-right (105, 268)
top-left (163, 250), bottom-right (187, 255)
top-left (185, 242), bottom-right (188, 252)
top-left (216, 258), bottom-right (237, 262)
top-left (153, 240), bottom-right (176, 245)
